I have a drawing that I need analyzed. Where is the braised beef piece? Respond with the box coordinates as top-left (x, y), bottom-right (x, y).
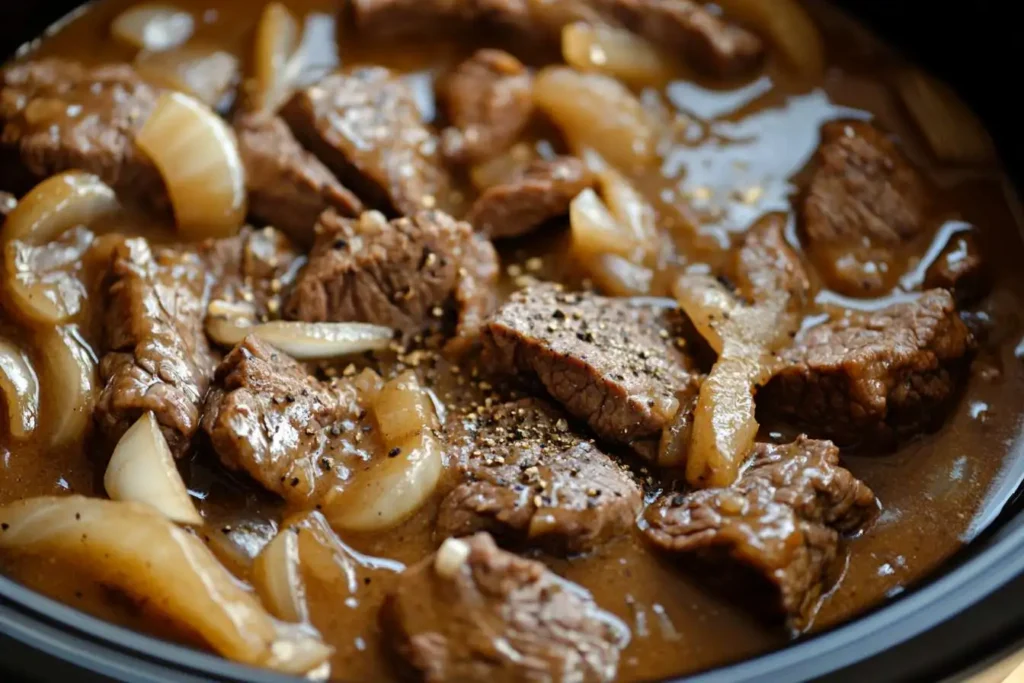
top-left (762, 289), bottom-right (975, 445)
top-left (0, 59), bottom-right (165, 203)
top-left (382, 532), bottom-right (628, 683)
top-left (199, 225), bottom-right (303, 320)
top-left (202, 335), bottom-right (379, 504)
top-left (591, 0), bottom-right (765, 79)
top-left (482, 284), bottom-right (700, 459)
top-left (923, 228), bottom-right (987, 305)
top-left (438, 399), bottom-right (642, 555)
top-left (468, 157), bottom-right (595, 239)
top-left (235, 113), bottom-right (363, 246)
top-left (95, 238), bottom-right (217, 454)
top-left (803, 120), bottom-right (932, 296)
top-left (439, 49), bottom-right (534, 165)
top-left (730, 212), bottom-right (810, 306)
top-left (645, 436), bottom-right (877, 631)
top-left (281, 68), bottom-right (453, 216)
top-left (286, 209), bottom-right (499, 341)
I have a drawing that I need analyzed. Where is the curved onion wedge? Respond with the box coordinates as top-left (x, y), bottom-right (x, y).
top-left (0, 496), bottom-right (332, 675)
top-left (205, 299), bottom-right (258, 346)
top-left (37, 326), bottom-right (98, 447)
top-left (252, 527), bottom-right (307, 623)
top-left (328, 373), bottom-right (443, 532)
top-left (571, 188), bottom-right (641, 261)
top-left (252, 2), bottom-right (300, 113)
top-left (673, 275), bottom-right (739, 355)
top-left (137, 91), bottom-right (246, 239)
top-left (104, 412), bottom-right (202, 525)
top-left (136, 46), bottom-right (240, 109)
top-left (209, 316), bottom-right (393, 359)
top-left (715, 0), bottom-right (824, 81)
top-left (0, 337), bottom-right (38, 440)
top-left (534, 67), bottom-right (657, 169)
top-left (112, 4), bottom-right (195, 52)
top-left (1, 172), bottom-right (119, 245)
top-left (587, 252), bottom-right (653, 297)
top-left (562, 22), bottom-right (676, 86)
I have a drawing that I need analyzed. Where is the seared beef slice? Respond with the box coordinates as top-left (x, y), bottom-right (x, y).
top-left (281, 68), bottom-right (453, 216)
top-left (287, 210), bottom-right (498, 338)
top-left (95, 239), bottom-right (217, 453)
top-left (483, 285), bottom-right (699, 457)
top-left (235, 113), bottom-right (363, 246)
top-left (763, 289), bottom-right (974, 445)
top-left (382, 532), bottom-right (628, 682)
top-left (645, 437), bottom-right (877, 630)
top-left (0, 59), bottom-right (164, 201)
top-left (438, 399), bottom-right (641, 554)
top-left (202, 336), bottom-right (378, 504)
top-left (468, 157), bottom-right (595, 239)
top-left (439, 49), bottom-right (534, 164)
top-left (803, 120), bottom-right (932, 296)
top-left (730, 212), bottom-right (810, 306)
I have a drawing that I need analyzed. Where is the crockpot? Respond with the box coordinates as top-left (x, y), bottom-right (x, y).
top-left (1, 2), bottom-right (1022, 681)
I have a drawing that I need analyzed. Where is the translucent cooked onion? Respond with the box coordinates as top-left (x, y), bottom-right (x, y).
top-left (570, 188), bottom-right (642, 260)
top-left (253, 527), bottom-right (307, 624)
top-left (469, 143), bottom-right (537, 192)
top-left (205, 299), bottom-right (258, 346)
top-left (0, 337), bottom-right (38, 440)
top-left (562, 22), bottom-right (676, 86)
top-left (328, 373), bottom-right (443, 532)
top-left (136, 46), bottom-right (240, 109)
top-left (534, 66), bottom-right (657, 169)
top-left (37, 326), bottom-right (97, 447)
top-left (0, 496), bottom-right (332, 675)
top-left (0, 172), bottom-right (119, 245)
top-left (673, 274), bottom-right (793, 488)
top-left (599, 168), bottom-right (658, 254)
top-left (897, 69), bottom-right (995, 164)
top-left (716, 0), bottom-right (824, 81)
top-left (111, 4), bottom-right (195, 52)
top-left (136, 91), bottom-right (246, 239)
top-left (206, 310), bottom-right (394, 359)
top-left (251, 2), bottom-right (300, 113)
top-left (104, 412), bottom-right (202, 525)
top-left (586, 253), bottom-right (653, 297)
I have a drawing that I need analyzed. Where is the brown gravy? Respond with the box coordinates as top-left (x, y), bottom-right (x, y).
top-left (2, 1), bottom-right (1024, 681)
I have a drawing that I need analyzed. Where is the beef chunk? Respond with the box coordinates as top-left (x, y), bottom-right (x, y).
top-left (923, 228), bottom-right (987, 305)
top-left (482, 285), bottom-right (699, 458)
top-left (199, 225), bottom-right (303, 320)
top-left (95, 238), bottom-right (216, 454)
top-left (235, 113), bottom-right (363, 246)
top-left (763, 289), bottom-right (975, 445)
top-left (468, 157), bottom-right (595, 239)
top-left (592, 0), bottom-right (765, 79)
top-left (350, 0), bottom-right (530, 38)
top-left (382, 532), bottom-right (628, 682)
top-left (439, 49), bottom-right (534, 165)
top-left (438, 399), bottom-right (641, 555)
top-left (281, 68), bottom-right (453, 216)
top-left (644, 437), bottom-right (877, 630)
top-left (286, 210), bottom-right (499, 340)
top-left (730, 212), bottom-right (810, 306)
top-left (0, 59), bottom-right (165, 203)
top-left (803, 120), bottom-right (932, 296)
top-left (201, 335), bottom-right (380, 504)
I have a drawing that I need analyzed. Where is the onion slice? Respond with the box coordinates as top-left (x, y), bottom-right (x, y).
top-left (251, 2), bottom-right (300, 113)
top-left (562, 22), bottom-right (677, 86)
top-left (0, 172), bottom-right (119, 246)
top-left (111, 4), bottom-right (194, 52)
top-left (0, 496), bottom-right (332, 675)
top-left (328, 373), bottom-right (443, 532)
top-left (252, 527), bottom-right (307, 624)
top-left (715, 0), bottom-right (824, 81)
top-left (136, 91), bottom-right (246, 239)
top-left (0, 337), bottom-right (39, 440)
top-left (104, 412), bottom-right (202, 525)
top-left (207, 310), bottom-right (394, 359)
top-left (37, 326), bottom-right (98, 447)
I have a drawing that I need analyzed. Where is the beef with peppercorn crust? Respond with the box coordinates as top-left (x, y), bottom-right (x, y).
top-left (439, 49), bottom-right (535, 165)
top-left (730, 212), bottom-right (811, 307)
top-left (382, 532), bottom-right (629, 683)
top-left (644, 436), bottom-right (877, 631)
top-left (482, 284), bottom-right (700, 460)
top-left (762, 289), bottom-right (975, 446)
top-left (286, 209), bottom-right (499, 341)
top-left (438, 399), bottom-right (642, 555)
top-left (467, 156), bottom-right (596, 239)
top-left (201, 335), bottom-right (382, 504)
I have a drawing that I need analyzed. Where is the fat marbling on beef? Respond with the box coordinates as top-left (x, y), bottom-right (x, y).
top-left (482, 284), bottom-right (700, 459)
top-left (644, 436), bottom-right (877, 630)
top-left (382, 532), bottom-right (629, 682)
top-left (438, 398), bottom-right (642, 555)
